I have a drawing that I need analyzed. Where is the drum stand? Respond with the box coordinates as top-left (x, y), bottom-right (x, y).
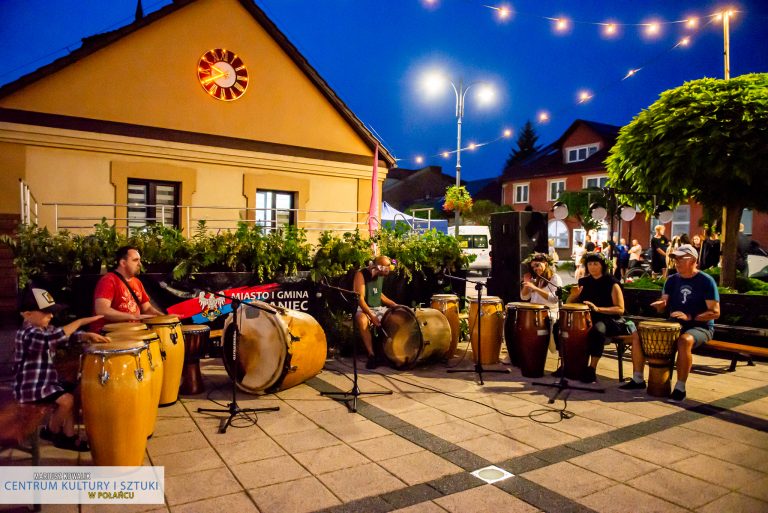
top-left (444, 274), bottom-right (509, 385)
top-left (196, 293), bottom-right (279, 433)
top-left (317, 282), bottom-right (392, 413)
top-left (530, 276), bottom-right (604, 403)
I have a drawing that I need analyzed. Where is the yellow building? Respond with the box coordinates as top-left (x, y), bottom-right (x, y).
top-left (0, 0), bottom-right (394, 237)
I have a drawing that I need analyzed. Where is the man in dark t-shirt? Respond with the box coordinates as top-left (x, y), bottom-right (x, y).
top-left (650, 225), bottom-right (669, 278)
top-left (354, 255), bottom-right (398, 369)
top-left (620, 244), bottom-right (720, 402)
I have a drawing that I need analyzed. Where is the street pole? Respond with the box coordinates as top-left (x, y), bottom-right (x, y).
top-left (454, 79), bottom-right (464, 237)
top-left (723, 11), bottom-right (730, 80)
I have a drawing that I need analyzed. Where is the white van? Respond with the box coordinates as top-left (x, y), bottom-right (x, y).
top-left (458, 225), bottom-right (491, 275)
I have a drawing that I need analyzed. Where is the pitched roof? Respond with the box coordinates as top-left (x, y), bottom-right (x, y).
top-left (0, 0), bottom-right (395, 166)
top-left (501, 119), bottom-right (620, 182)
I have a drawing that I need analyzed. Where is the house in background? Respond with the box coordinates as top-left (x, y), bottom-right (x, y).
top-left (383, 165), bottom-right (455, 213)
top-left (500, 119), bottom-right (766, 259)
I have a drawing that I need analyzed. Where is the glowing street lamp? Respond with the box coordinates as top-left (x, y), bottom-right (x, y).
top-left (421, 71), bottom-right (496, 234)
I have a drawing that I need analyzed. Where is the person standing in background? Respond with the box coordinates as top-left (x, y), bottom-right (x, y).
top-left (651, 225), bottom-right (670, 279)
top-left (628, 239), bottom-right (643, 270)
top-left (699, 228), bottom-right (721, 271)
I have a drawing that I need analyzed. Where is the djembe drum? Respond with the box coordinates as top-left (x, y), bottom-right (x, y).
top-left (180, 325), bottom-right (211, 395)
top-left (430, 294), bottom-right (460, 359)
top-left (638, 321), bottom-right (681, 397)
top-left (468, 296), bottom-right (504, 365)
top-left (504, 302), bottom-right (551, 377)
top-left (381, 306), bottom-right (451, 369)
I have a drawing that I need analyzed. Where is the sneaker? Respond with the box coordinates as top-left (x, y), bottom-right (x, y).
top-left (365, 356), bottom-right (378, 370)
top-left (619, 379), bottom-right (647, 391)
top-left (668, 389), bottom-right (686, 403)
top-left (580, 367), bottom-right (597, 383)
top-left (551, 366), bottom-right (564, 377)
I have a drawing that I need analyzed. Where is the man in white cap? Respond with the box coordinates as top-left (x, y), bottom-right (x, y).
top-left (619, 244), bottom-right (720, 402)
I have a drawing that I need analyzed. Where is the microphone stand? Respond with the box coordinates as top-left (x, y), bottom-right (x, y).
top-left (531, 274), bottom-right (604, 403)
top-left (196, 288), bottom-right (279, 433)
top-left (317, 281), bottom-right (392, 413)
top-left (443, 273), bottom-right (509, 385)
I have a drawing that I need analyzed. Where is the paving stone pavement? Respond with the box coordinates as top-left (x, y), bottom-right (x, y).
top-left (2, 323), bottom-right (767, 513)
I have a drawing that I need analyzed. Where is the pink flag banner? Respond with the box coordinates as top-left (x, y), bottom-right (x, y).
top-left (368, 144), bottom-right (380, 252)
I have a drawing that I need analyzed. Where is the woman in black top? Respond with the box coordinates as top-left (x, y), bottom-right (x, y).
top-left (566, 252), bottom-right (637, 383)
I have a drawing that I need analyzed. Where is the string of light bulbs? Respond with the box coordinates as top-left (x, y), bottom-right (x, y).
top-left (407, 3), bottom-right (737, 166)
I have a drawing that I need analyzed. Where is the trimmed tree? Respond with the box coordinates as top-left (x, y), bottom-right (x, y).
top-left (606, 74), bottom-right (768, 288)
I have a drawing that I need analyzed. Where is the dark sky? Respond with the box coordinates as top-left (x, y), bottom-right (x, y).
top-left (2, 0), bottom-right (767, 181)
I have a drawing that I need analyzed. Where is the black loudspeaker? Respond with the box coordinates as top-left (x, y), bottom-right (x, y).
top-left (487, 211), bottom-right (549, 304)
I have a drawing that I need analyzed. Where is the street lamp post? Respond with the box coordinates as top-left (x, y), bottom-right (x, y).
top-left (451, 79), bottom-right (470, 236)
top-left (422, 71), bottom-right (494, 236)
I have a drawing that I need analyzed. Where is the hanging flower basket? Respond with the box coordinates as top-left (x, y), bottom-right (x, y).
top-left (443, 185), bottom-right (473, 214)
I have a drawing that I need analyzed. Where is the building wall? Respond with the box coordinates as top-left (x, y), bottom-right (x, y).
top-left (0, 0), bottom-right (370, 157)
top-left (0, 0), bottom-right (387, 242)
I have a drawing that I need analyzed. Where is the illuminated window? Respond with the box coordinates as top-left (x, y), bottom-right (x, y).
top-left (127, 179), bottom-right (179, 230)
top-left (741, 209), bottom-right (753, 235)
top-left (671, 205), bottom-right (690, 238)
top-left (256, 190), bottom-right (295, 232)
top-left (548, 220), bottom-right (569, 248)
top-left (514, 183), bottom-right (529, 204)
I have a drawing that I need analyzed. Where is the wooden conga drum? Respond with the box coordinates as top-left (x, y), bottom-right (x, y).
top-left (504, 302), bottom-right (551, 377)
top-left (106, 330), bottom-right (164, 437)
top-left (80, 341), bottom-right (152, 466)
top-left (638, 321), bottom-right (681, 397)
top-left (222, 305), bottom-right (327, 394)
top-left (144, 315), bottom-right (185, 406)
top-left (558, 304), bottom-right (592, 379)
top-left (430, 294), bottom-right (460, 359)
top-left (468, 296), bottom-right (504, 365)
top-left (180, 325), bottom-right (210, 395)
top-left (380, 307), bottom-right (451, 369)
top-left (101, 322), bottom-right (148, 335)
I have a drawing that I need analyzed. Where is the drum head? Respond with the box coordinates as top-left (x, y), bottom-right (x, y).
top-left (381, 307), bottom-right (423, 369)
top-left (222, 307), bottom-right (287, 393)
top-left (561, 303), bottom-right (590, 311)
top-left (506, 302), bottom-right (546, 310)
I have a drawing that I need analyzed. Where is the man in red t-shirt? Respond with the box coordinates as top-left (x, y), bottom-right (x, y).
top-left (91, 246), bottom-right (164, 332)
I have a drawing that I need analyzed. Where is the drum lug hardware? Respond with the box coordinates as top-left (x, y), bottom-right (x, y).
top-left (135, 368), bottom-right (144, 381)
top-left (147, 351), bottom-right (155, 370)
top-left (99, 370), bottom-right (110, 386)
top-left (287, 365), bottom-right (298, 373)
top-left (160, 349), bottom-right (167, 360)
top-left (170, 332), bottom-right (178, 344)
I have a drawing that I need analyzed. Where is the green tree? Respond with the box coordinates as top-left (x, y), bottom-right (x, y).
top-left (555, 190), bottom-right (603, 234)
top-left (504, 120), bottom-right (541, 168)
top-left (606, 74), bottom-right (768, 288)
top-left (463, 199), bottom-right (511, 226)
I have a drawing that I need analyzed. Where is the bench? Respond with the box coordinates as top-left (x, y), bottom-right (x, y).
top-left (609, 334), bottom-right (634, 382)
top-left (703, 340), bottom-right (768, 372)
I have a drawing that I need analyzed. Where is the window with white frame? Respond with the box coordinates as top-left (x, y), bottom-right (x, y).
top-left (584, 175), bottom-right (609, 189)
top-left (565, 144), bottom-right (599, 163)
top-left (741, 209), bottom-right (753, 235)
top-left (127, 179), bottom-right (179, 231)
top-left (548, 220), bottom-right (569, 248)
top-left (256, 190), bottom-right (295, 232)
top-left (514, 183), bottom-right (529, 204)
top-left (548, 180), bottom-right (565, 201)
top-left (670, 205), bottom-right (690, 238)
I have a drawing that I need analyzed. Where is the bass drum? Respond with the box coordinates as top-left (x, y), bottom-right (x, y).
top-left (222, 303), bottom-right (327, 394)
top-left (381, 306), bottom-right (451, 369)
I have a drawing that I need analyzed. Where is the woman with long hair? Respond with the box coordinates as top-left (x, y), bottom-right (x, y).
top-left (520, 253), bottom-right (562, 317)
